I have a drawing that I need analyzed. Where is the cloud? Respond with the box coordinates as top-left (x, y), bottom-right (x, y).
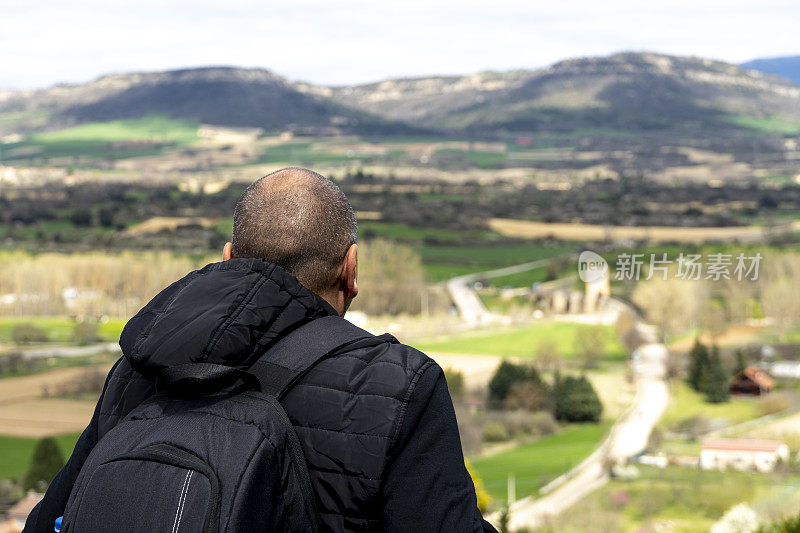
top-left (1, 0), bottom-right (798, 89)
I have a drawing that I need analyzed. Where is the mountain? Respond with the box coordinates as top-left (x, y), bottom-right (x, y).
top-left (330, 52), bottom-right (800, 137)
top-left (1, 53), bottom-right (799, 141)
top-left (332, 53), bottom-right (800, 136)
top-left (742, 56), bottom-right (800, 86)
top-left (0, 67), bottom-right (417, 137)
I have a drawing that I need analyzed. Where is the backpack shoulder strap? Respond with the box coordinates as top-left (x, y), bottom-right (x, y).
top-left (247, 315), bottom-right (394, 399)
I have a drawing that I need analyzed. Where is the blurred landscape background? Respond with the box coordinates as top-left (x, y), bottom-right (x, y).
top-left (2, 2), bottom-right (800, 532)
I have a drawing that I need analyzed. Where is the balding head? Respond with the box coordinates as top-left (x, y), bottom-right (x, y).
top-left (231, 168), bottom-right (357, 293)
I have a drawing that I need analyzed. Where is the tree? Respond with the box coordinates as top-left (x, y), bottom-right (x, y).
top-left (702, 345), bottom-right (730, 404)
top-left (631, 276), bottom-right (709, 341)
top-left (348, 239), bottom-right (426, 315)
top-left (444, 367), bottom-right (465, 400)
top-left (687, 339), bottom-right (710, 392)
top-left (11, 323), bottom-right (49, 344)
top-left (504, 380), bottom-right (550, 412)
top-left (734, 348), bottom-right (747, 375)
top-left (553, 375), bottom-right (603, 423)
top-left (22, 437), bottom-right (64, 491)
top-left (72, 318), bottom-right (100, 346)
top-left (487, 361), bottom-right (534, 407)
top-left (615, 307), bottom-right (639, 352)
top-left (534, 338), bottom-right (563, 373)
top-left (573, 327), bottom-right (606, 369)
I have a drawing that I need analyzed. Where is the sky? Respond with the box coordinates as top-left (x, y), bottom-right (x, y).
top-left (1, 0), bottom-right (799, 90)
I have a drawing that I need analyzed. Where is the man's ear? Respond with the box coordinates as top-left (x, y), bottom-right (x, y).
top-left (342, 243), bottom-right (358, 300)
top-left (222, 242), bottom-right (233, 261)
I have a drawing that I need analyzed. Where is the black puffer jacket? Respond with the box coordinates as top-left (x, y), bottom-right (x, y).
top-left (24, 258), bottom-right (495, 532)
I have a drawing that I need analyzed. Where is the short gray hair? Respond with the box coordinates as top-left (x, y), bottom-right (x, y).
top-left (232, 167), bottom-right (357, 292)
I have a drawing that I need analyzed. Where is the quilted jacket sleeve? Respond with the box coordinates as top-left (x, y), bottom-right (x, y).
top-left (380, 362), bottom-right (498, 532)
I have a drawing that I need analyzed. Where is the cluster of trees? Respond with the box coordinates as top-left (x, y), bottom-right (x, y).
top-left (487, 361), bottom-right (603, 423)
top-left (0, 240), bottom-right (436, 321)
top-left (631, 251), bottom-right (800, 343)
top-left (687, 340), bottom-right (730, 403)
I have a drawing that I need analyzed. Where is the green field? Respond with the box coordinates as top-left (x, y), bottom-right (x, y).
top-left (213, 219), bottom-right (571, 282)
top-left (485, 266), bottom-right (553, 288)
top-left (726, 114), bottom-right (800, 136)
top-left (417, 243), bottom-right (574, 282)
top-left (4, 114), bottom-right (199, 161)
top-left (357, 221), bottom-right (482, 243)
top-left (660, 381), bottom-right (763, 429)
top-left (256, 142), bottom-right (353, 165)
top-left (548, 466), bottom-right (800, 533)
top-left (415, 321), bottom-right (627, 361)
top-left (0, 316), bottom-right (126, 344)
top-left (0, 434), bottom-right (79, 480)
top-left (471, 423), bottom-right (610, 504)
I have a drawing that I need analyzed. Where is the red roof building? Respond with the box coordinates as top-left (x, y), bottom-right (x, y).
top-left (730, 366), bottom-right (774, 396)
top-left (700, 438), bottom-right (789, 472)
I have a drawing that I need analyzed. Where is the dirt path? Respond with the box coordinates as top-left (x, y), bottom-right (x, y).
top-left (505, 319), bottom-right (669, 530)
top-left (0, 365), bottom-right (112, 437)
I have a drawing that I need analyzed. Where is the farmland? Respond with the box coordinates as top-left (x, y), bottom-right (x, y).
top-left (471, 423), bottom-right (611, 503)
top-left (415, 321), bottom-right (627, 362)
top-left (544, 466), bottom-right (800, 533)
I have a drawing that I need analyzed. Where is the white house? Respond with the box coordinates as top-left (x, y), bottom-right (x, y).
top-left (700, 438), bottom-right (789, 473)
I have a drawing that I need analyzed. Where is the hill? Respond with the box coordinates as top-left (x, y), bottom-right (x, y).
top-left (742, 56), bottom-right (800, 86)
top-left (330, 52), bottom-right (800, 138)
top-left (0, 67), bottom-right (416, 137)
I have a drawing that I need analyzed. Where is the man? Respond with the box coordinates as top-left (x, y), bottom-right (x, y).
top-left (25, 168), bottom-right (496, 532)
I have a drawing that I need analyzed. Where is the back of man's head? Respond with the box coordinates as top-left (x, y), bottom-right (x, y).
top-left (231, 167), bottom-right (357, 293)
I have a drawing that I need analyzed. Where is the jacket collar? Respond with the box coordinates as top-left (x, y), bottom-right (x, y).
top-left (119, 258), bottom-right (337, 374)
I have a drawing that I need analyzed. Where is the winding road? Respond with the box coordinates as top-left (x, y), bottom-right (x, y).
top-left (445, 263), bottom-right (670, 529)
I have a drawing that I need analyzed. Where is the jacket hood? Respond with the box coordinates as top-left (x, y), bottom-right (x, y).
top-left (119, 258), bottom-right (337, 375)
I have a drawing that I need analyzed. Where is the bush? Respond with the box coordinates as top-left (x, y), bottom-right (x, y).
top-left (11, 323), bottom-right (49, 344)
top-left (0, 352), bottom-right (35, 375)
top-left (759, 392), bottom-right (794, 416)
top-left (22, 437), bottom-right (65, 491)
top-left (504, 380), bottom-right (550, 412)
top-left (465, 460), bottom-right (492, 513)
top-left (48, 367), bottom-right (106, 399)
top-left (72, 318), bottom-right (100, 345)
top-left (526, 411), bottom-right (559, 438)
top-left (757, 511), bottom-right (800, 533)
top-left (488, 361), bottom-right (539, 407)
top-left (0, 479), bottom-right (22, 516)
top-left (672, 415), bottom-right (714, 441)
top-left (495, 410), bottom-right (559, 440)
top-left (444, 367), bottom-right (465, 400)
top-left (553, 375), bottom-right (603, 423)
top-left (482, 420), bottom-right (511, 443)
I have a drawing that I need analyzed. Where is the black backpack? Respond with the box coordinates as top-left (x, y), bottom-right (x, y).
top-left (59, 316), bottom-right (387, 533)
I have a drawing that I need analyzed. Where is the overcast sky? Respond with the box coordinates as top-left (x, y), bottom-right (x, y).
top-left (1, 0), bottom-right (798, 90)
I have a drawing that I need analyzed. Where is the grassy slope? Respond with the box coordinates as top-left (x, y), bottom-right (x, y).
top-left (0, 434), bottom-right (80, 480)
top-left (4, 114), bottom-right (198, 161)
top-left (471, 423), bottom-right (611, 504)
top-left (0, 316), bottom-right (126, 344)
top-left (415, 321), bottom-right (627, 362)
top-left (417, 243), bottom-right (574, 282)
top-left (660, 381), bottom-right (763, 428)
